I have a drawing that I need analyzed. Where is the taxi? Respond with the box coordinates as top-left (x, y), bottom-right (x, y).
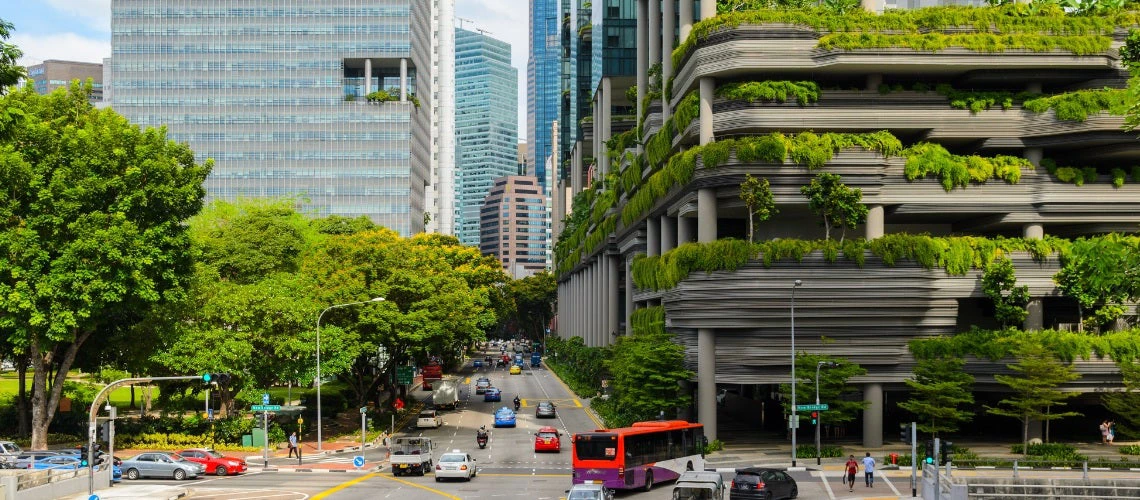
top-left (493, 407), bottom-right (517, 428)
top-left (509, 364), bottom-right (522, 375)
top-left (533, 426), bottom-right (562, 452)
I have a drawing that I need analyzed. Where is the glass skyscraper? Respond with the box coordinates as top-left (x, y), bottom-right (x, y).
top-left (528, 0), bottom-right (561, 194)
top-left (454, 28), bottom-right (519, 247)
top-left (109, 0), bottom-right (450, 236)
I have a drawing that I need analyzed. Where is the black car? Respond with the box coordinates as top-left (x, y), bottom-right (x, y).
top-left (535, 401), bottom-right (557, 418)
top-left (729, 467), bottom-right (797, 500)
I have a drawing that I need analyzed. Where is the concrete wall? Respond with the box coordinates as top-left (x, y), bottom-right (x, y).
top-left (1, 466), bottom-right (111, 500)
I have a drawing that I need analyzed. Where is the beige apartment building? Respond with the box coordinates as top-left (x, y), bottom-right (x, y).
top-left (480, 175), bottom-right (549, 278)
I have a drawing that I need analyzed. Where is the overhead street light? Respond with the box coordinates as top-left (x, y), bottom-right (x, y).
top-left (316, 297), bottom-right (384, 451)
top-left (790, 279), bottom-right (802, 468)
top-left (815, 360), bottom-right (839, 465)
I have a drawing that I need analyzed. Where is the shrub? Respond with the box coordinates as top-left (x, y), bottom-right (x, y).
top-left (717, 81), bottom-right (821, 106)
top-left (704, 439), bottom-right (725, 454)
top-left (797, 444), bottom-right (844, 458)
top-left (1119, 445), bottom-right (1140, 456)
top-left (904, 143), bottom-right (1026, 191)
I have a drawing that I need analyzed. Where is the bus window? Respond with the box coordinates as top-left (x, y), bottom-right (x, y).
top-left (574, 435), bottom-right (617, 461)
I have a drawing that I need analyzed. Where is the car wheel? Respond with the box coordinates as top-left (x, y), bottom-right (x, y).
top-left (764, 492), bottom-right (772, 500)
top-left (173, 469), bottom-right (186, 480)
top-left (435, 476), bottom-right (441, 482)
top-left (126, 468), bottom-right (140, 480)
top-left (643, 470), bottom-right (653, 492)
top-left (215, 465), bottom-right (228, 476)
top-left (789, 485), bottom-right (798, 499)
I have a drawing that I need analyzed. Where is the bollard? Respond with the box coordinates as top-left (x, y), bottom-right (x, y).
top-left (1083, 461), bottom-right (1088, 481)
top-left (1013, 460), bottom-right (1019, 479)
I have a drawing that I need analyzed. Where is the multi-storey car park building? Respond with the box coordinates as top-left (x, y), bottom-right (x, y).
top-left (555, 1), bottom-right (1140, 447)
top-left (109, 0), bottom-right (454, 237)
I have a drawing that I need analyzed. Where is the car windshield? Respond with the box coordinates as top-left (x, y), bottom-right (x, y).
top-left (419, 412), bottom-right (435, 418)
top-left (497, 409), bottom-right (513, 417)
top-left (568, 491), bottom-right (602, 500)
top-left (206, 451), bottom-right (224, 458)
top-left (439, 454), bottom-right (466, 463)
top-left (538, 432), bottom-right (558, 439)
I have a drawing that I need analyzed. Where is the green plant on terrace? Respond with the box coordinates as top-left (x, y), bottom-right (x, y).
top-left (903, 143), bottom-right (1027, 191)
top-left (1022, 88), bottom-right (1130, 121)
top-left (716, 81), bottom-right (821, 106)
top-left (1040, 158), bottom-right (1100, 186)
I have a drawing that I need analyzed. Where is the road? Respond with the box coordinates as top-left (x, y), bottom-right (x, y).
top-left (115, 349), bottom-right (853, 499)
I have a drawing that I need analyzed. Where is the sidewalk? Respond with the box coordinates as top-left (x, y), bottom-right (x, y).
top-left (71, 484), bottom-right (189, 500)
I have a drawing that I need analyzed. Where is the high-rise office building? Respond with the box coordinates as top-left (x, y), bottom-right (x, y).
top-left (454, 28), bottom-right (519, 247)
top-left (480, 175), bottom-right (549, 279)
top-left (109, 0), bottom-right (454, 237)
top-left (26, 60), bottom-right (104, 102)
top-left (425, 0), bottom-right (457, 236)
top-left (528, 0), bottom-right (560, 194)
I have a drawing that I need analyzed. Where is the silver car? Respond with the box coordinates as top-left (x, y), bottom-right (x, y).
top-left (120, 452), bottom-right (204, 480)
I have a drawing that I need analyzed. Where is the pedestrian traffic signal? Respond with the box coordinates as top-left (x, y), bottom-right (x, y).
top-left (900, 423), bottom-right (911, 444)
top-left (810, 411), bottom-right (819, 425)
top-left (202, 372), bottom-right (232, 386)
top-left (941, 441), bottom-right (954, 465)
top-left (924, 440), bottom-right (935, 464)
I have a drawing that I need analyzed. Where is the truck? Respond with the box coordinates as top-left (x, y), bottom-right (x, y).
top-left (432, 378), bottom-right (459, 410)
top-left (390, 437), bottom-right (433, 476)
top-left (671, 471), bottom-right (725, 500)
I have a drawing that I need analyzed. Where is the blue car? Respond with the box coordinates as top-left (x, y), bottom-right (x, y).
top-left (494, 407), bottom-right (516, 428)
top-left (32, 455), bottom-right (82, 470)
top-left (484, 387), bottom-right (501, 402)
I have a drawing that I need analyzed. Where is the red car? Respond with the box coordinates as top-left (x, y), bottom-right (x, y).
top-left (533, 426), bottom-right (562, 453)
top-left (175, 448), bottom-right (248, 476)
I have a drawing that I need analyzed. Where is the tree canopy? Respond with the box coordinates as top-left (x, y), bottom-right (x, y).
top-left (0, 19), bottom-right (23, 93)
top-left (0, 82), bottom-right (210, 448)
top-left (898, 357), bottom-right (975, 437)
top-left (799, 172), bottom-right (867, 241)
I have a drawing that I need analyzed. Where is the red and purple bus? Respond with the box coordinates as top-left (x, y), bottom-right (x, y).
top-left (571, 420), bottom-right (705, 491)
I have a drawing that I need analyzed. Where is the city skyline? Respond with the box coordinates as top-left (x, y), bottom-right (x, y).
top-left (7, 0), bottom-right (531, 141)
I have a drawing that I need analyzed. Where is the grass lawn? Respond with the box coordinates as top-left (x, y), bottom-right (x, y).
top-left (0, 372), bottom-right (163, 407)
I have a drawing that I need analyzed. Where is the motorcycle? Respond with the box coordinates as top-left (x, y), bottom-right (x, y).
top-left (477, 433), bottom-right (488, 449)
top-left (514, 400), bottom-right (521, 412)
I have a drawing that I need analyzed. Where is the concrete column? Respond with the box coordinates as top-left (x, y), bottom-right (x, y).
top-left (365, 59), bottom-right (373, 95)
top-left (865, 205), bottom-right (884, 240)
top-left (649, 0), bottom-right (661, 69)
top-left (662, 0), bottom-right (676, 122)
top-left (647, 218), bottom-right (661, 257)
top-left (1023, 223), bottom-right (1044, 240)
top-left (1027, 419), bottom-right (1043, 441)
top-left (637, 0), bottom-right (648, 127)
top-left (699, 78), bottom-right (715, 145)
top-left (1025, 299), bottom-right (1044, 331)
top-left (699, 0), bottom-right (715, 19)
top-left (601, 77), bottom-right (613, 177)
top-left (594, 263), bottom-right (601, 346)
top-left (679, 0), bottom-right (693, 41)
top-left (624, 257), bottom-right (634, 335)
top-left (1023, 147), bottom-right (1043, 168)
top-left (698, 189), bottom-right (717, 243)
top-left (660, 216), bottom-right (676, 254)
top-left (697, 328), bottom-right (718, 441)
top-left (572, 143), bottom-right (583, 195)
top-left (399, 58), bottom-right (407, 101)
top-left (593, 99), bottom-right (601, 174)
top-left (862, 383), bottom-right (883, 448)
top-left (865, 73), bottom-right (882, 92)
top-left (608, 256), bottom-right (620, 342)
top-left (677, 216), bottom-right (694, 245)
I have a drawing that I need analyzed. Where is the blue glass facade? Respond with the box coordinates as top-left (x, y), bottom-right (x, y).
top-left (109, 0), bottom-right (430, 236)
top-left (528, 0), bottom-right (561, 193)
top-left (590, 0), bottom-right (637, 93)
top-left (454, 28), bottom-right (519, 247)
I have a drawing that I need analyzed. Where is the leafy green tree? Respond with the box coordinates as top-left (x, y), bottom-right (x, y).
top-left (310, 215), bottom-right (377, 235)
top-left (509, 272), bottom-right (557, 343)
top-left (779, 353), bottom-right (868, 426)
top-left (1054, 234), bottom-right (1140, 332)
top-left (0, 83), bottom-right (209, 448)
top-left (0, 19), bottom-right (23, 93)
top-left (982, 257), bottom-right (1031, 328)
top-left (740, 174), bottom-right (777, 243)
top-left (1102, 360), bottom-right (1140, 439)
top-left (898, 357), bottom-right (975, 437)
top-left (800, 172), bottom-right (868, 241)
top-left (604, 311), bottom-right (692, 425)
top-left (987, 342), bottom-right (1082, 452)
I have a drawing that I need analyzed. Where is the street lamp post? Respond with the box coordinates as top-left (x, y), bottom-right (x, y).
top-left (815, 360), bottom-right (838, 465)
top-left (316, 297), bottom-right (384, 451)
top-left (790, 279), bottom-right (802, 467)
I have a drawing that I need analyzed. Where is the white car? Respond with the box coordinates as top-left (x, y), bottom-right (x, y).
top-left (434, 450), bottom-right (476, 481)
top-left (417, 410), bottom-right (443, 429)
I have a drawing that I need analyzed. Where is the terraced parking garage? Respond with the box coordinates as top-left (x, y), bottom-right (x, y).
top-left (554, 1), bottom-right (1140, 447)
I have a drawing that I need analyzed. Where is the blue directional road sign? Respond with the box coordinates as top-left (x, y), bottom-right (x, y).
top-left (89, 495), bottom-right (100, 500)
top-left (262, 393), bottom-right (270, 405)
top-left (353, 456), bottom-right (365, 468)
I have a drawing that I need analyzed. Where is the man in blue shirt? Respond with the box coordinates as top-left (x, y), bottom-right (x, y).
top-left (862, 452), bottom-right (876, 487)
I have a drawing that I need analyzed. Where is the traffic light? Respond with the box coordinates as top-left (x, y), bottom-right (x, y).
top-left (941, 441), bottom-right (954, 465)
top-left (97, 422), bottom-right (109, 442)
top-left (900, 423), bottom-right (911, 444)
top-left (810, 411), bottom-right (819, 425)
top-left (924, 440), bottom-right (936, 465)
top-left (202, 372), bottom-right (232, 386)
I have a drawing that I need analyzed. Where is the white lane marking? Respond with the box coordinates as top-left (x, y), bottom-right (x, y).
top-left (814, 470), bottom-right (837, 500)
top-left (881, 470), bottom-right (902, 496)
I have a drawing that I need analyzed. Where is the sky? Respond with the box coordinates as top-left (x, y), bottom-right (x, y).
top-left (6, 0), bottom-right (531, 141)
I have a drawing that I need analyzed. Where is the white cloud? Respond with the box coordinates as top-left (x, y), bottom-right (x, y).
top-left (13, 32), bottom-right (111, 66)
top-left (47, 0), bottom-right (112, 33)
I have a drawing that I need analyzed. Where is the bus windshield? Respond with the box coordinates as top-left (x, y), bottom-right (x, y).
top-left (574, 434), bottom-right (617, 461)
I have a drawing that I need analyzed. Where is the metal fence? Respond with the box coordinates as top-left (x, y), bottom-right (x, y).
top-left (923, 462), bottom-right (1140, 500)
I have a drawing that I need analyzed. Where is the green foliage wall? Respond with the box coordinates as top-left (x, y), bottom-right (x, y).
top-left (903, 143), bottom-right (1027, 191)
top-left (909, 327), bottom-right (1140, 364)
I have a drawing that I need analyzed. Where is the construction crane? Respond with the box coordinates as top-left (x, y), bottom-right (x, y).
top-left (457, 17), bottom-right (475, 30)
top-left (476, 27), bottom-right (494, 37)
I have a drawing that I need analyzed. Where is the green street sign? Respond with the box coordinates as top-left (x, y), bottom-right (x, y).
top-left (796, 404), bottom-right (829, 412)
top-left (396, 366), bottom-right (414, 385)
top-left (251, 405), bottom-right (282, 411)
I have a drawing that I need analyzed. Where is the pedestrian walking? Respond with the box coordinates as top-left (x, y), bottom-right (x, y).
top-left (1101, 420), bottom-right (1110, 444)
top-left (844, 455), bottom-right (859, 492)
top-left (288, 431), bottom-right (300, 459)
top-left (1108, 420), bottom-right (1117, 444)
top-left (862, 452), bottom-right (876, 487)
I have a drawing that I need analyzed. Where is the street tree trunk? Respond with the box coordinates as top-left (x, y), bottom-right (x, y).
top-left (29, 330), bottom-right (91, 450)
top-left (16, 358), bottom-right (29, 437)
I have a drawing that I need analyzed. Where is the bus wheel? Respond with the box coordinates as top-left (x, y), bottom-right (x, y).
top-left (643, 470), bottom-right (653, 492)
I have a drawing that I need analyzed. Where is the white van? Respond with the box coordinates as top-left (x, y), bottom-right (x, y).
top-left (672, 471), bottom-right (725, 500)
